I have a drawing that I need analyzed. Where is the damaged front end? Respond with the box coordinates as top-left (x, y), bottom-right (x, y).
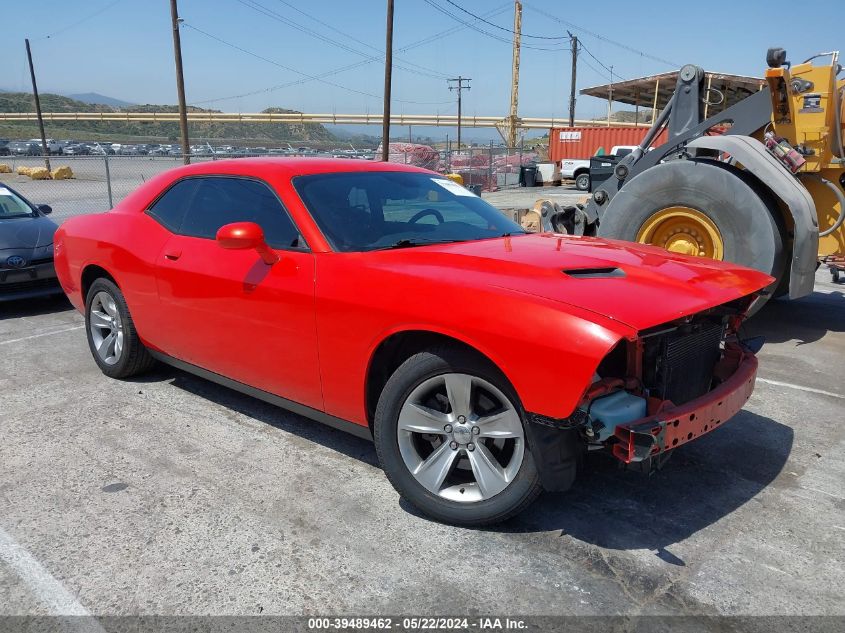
top-left (578, 295), bottom-right (760, 472)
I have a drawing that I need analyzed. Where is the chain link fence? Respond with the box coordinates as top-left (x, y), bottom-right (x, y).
top-left (0, 145), bottom-right (549, 224)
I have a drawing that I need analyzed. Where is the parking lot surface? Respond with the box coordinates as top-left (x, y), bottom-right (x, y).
top-left (1, 271), bottom-right (843, 618)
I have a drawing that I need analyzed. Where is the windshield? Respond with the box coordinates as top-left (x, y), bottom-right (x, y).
top-left (0, 186), bottom-right (35, 219)
top-left (293, 171), bottom-right (525, 252)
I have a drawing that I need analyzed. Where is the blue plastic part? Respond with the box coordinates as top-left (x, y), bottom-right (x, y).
top-left (587, 390), bottom-right (647, 441)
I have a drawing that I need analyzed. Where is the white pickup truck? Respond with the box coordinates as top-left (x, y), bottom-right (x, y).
top-left (560, 145), bottom-right (638, 191)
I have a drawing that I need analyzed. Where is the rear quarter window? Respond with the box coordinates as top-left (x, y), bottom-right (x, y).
top-left (147, 179), bottom-right (200, 232)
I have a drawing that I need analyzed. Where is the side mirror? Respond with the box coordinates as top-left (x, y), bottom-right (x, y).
top-left (216, 221), bottom-right (279, 265)
top-left (37, 204), bottom-right (52, 215)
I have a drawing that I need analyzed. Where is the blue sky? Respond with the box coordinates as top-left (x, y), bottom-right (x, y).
top-left (3, 0), bottom-right (844, 140)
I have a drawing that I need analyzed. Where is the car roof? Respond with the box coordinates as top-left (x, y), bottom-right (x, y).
top-left (162, 157), bottom-right (434, 179)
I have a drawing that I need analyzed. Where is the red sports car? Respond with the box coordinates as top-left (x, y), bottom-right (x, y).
top-left (55, 158), bottom-right (771, 525)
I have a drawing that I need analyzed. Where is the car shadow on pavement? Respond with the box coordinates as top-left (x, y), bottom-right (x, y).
top-left (144, 366), bottom-right (379, 467)
top-left (745, 288), bottom-right (845, 345)
top-left (503, 410), bottom-right (793, 556)
top-left (0, 294), bottom-right (72, 319)
top-left (134, 361), bottom-right (792, 553)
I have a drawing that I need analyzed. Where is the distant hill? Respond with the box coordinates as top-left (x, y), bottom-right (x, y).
top-left (0, 92), bottom-right (337, 144)
top-left (591, 109), bottom-right (655, 124)
top-left (68, 92), bottom-right (135, 107)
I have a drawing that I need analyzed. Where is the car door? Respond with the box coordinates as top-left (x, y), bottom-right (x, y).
top-left (150, 175), bottom-right (323, 411)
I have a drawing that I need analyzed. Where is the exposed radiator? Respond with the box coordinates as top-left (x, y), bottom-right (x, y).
top-left (644, 321), bottom-right (725, 405)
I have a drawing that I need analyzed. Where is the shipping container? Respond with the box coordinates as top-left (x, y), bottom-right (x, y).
top-left (548, 126), bottom-right (669, 162)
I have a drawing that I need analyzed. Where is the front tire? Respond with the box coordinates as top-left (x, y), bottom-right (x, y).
top-left (374, 346), bottom-right (542, 526)
top-left (85, 278), bottom-right (156, 379)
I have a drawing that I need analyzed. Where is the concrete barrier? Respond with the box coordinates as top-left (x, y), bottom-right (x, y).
top-left (0, 164), bottom-right (11, 174)
top-left (51, 166), bottom-right (74, 180)
top-left (28, 167), bottom-right (51, 180)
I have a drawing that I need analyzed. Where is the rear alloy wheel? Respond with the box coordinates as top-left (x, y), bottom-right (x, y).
top-left (85, 278), bottom-right (156, 379)
top-left (374, 347), bottom-right (542, 526)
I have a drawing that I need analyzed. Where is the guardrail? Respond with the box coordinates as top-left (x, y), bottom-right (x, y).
top-left (0, 111), bottom-right (642, 129)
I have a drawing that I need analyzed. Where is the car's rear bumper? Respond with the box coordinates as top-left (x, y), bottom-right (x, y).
top-left (612, 344), bottom-right (758, 463)
top-left (0, 261), bottom-right (62, 302)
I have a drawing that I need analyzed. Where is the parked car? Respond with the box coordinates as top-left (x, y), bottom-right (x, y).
top-left (63, 143), bottom-right (90, 156)
top-left (0, 139), bottom-right (10, 156)
top-left (54, 158), bottom-right (771, 525)
top-left (0, 184), bottom-right (62, 301)
top-left (89, 143), bottom-right (116, 155)
top-left (28, 138), bottom-right (62, 155)
top-left (8, 141), bottom-right (41, 156)
top-left (561, 145), bottom-right (639, 191)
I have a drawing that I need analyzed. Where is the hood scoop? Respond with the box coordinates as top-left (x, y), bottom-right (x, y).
top-left (561, 266), bottom-right (625, 279)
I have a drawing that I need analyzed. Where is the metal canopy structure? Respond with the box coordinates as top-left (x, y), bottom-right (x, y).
top-left (580, 70), bottom-right (765, 121)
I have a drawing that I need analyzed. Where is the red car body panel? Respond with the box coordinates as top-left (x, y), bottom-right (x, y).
top-left (54, 158), bottom-right (772, 429)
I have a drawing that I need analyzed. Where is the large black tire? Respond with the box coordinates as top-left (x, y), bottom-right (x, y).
top-left (374, 346), bottom-right (543, 526)
top-left (598, 159), bottom-right (787, 304)
top-left (85, 278), bottom-right (156, 379)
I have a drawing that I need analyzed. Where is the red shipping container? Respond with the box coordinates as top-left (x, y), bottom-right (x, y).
top-left (548, 126), bottom-right (669, 162)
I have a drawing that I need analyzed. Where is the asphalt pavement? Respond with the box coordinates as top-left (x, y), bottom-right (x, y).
top-left (0, 270), bottom-right (843, 619)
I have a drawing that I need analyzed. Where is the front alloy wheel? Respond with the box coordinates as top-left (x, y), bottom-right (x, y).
top-left (374, 347), bottom-right (542, 526)
top-left (397, 373), bottom-right (525, 502)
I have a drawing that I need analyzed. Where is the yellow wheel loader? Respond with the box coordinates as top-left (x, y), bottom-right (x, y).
top-left (552, 49), bottom-right (845, 309)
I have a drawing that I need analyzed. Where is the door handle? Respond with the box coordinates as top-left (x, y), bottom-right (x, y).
top-left (164, 248), bottom-right (182, 261)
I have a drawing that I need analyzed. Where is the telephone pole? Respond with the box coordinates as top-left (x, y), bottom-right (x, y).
top-left (24, 39), bottom-right (50, 172)
top-left (170, 0), bottom-right (190, 164)
top-left (506, 0), bottom-right (522, 147)
top-left (567, 31), bottom-right (578, 127)
top-left (607, 65), bottom-right (614, 127)
top-left (381, 0), bottom-right (394, 161)
top-left (447, 76), bottom-right (471, 150)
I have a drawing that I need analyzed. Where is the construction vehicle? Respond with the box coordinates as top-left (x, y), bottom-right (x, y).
top-left (546, 49), bottom-right (845, 309)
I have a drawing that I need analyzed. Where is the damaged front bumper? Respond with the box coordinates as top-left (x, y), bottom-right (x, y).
top-left (611, 343), bottom-right (758, 464)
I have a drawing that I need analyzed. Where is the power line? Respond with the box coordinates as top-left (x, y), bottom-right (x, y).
top-left (522, 2), bottom-right (679, 68)
top-left (270, 0), bottom-right (447, 82)
top-left (188, 3), bottom-right (512, 107)
top-left (422, 0), bottom-right (569, 52)
top-left (42, 0), bottom-right (123, 39)
top-left (182, 23), bottom-right (453, 107)
top-left (578, 41), bottom-right (629, 81)
top-left (237, 0), bottom-right (448, 80)
top-left (440, 0), bottom-right (566, 40)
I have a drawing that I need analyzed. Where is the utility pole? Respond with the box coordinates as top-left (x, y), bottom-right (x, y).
top-left (607, 65), bottom-right (614, 127)
top-left (170, 0), bottom-right (190, 165)
top-left (447, 77), bottom-right (471, 151)
top-left (381, 0), bottom-right (394, 161)
top-left (24, 39), bottom-right (50, 172)
top-left (567, 31), bottom-right (578, 127)
top-left (506, 0), bottom-right (522, 147)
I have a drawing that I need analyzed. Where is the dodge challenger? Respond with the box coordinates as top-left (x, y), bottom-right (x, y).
top-left (54, 158), bottom-right (771, 525)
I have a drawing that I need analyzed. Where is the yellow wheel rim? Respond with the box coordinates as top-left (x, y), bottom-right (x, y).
top-left (636, 206), bottom-right (724, 259)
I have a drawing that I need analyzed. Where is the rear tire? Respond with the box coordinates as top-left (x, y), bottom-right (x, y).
top-left (598, 159), bottom-right (787, 309)
top-left (374, 346), bottom-right (542, 526)
top-left (85, 278), bottom-right (156, 379)
top-left (575, 172), bottom-right (590, 191)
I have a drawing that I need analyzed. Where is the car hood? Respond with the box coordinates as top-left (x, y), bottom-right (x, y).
top-left (0, 215), bottom-right (58, 251)
top-left (368, 234), bottom-right (773, 332)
